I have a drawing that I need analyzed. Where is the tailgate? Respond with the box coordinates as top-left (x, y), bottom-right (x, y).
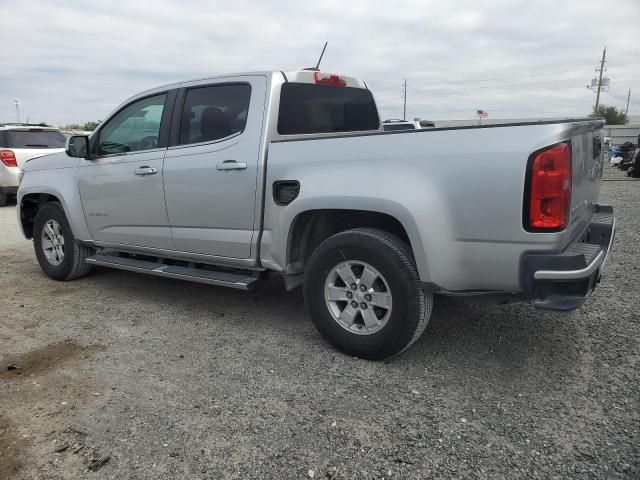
top-left (565, 122), bottom-right (605, 243)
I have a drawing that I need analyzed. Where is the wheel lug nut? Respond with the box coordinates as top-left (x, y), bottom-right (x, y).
top-left (350, 283), bottom-right (357, 290)
top-left (359, 285), bottom-right (367, 292)
top-left (351, 301), bottom-right (358, 308)
top-left (365, 294), bottom-right (372, 301)
top-left (360, 302), bottom-right (368, 309)
top-left (346, 292), bottom-right (353, 299)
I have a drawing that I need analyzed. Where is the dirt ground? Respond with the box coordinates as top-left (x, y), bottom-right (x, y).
top-left (1, 168), bottom-right (639, 479)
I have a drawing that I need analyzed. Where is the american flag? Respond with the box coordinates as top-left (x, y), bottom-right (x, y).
top-left (476, 109), bottom-right (488, 118)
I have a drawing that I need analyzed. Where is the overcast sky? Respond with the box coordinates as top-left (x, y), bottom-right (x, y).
top-left (1, 0), bottom-right (639, 125)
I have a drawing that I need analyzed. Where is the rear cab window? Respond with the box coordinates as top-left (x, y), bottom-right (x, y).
top-left (1, 129), bottom-right (66, 148)
top-left (277, 83), bottom-right (380, 135)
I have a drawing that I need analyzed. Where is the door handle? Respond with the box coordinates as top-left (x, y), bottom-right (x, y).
top-left (134, 166), bottom-right (158, 176)
top-left (216, 160), bottom-right (247, 171)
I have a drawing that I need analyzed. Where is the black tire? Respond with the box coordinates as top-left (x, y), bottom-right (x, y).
top-left (0, 191), bottom-right (7, 207)
top-left (303, 228), bottom-right (433, 360)
top-left (33, 202), bottom-right (94, 281)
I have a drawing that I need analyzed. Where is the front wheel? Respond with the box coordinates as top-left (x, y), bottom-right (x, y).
top-left (304, 228), bottom-right (433, 360)
top-left (33, 202), bottom-right (94, 281)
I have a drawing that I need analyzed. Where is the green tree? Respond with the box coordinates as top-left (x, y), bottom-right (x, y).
top-left (590, 105), bottom-right (628, 125)
top-left (62, 121), bottom-right (101, 131)
top-left (83, 121), bottom-right (100, 131)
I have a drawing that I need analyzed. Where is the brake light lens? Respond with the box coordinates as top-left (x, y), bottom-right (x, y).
top-left (314, 71), bottom-right (347, 87)
top-left (0, 150), bottom-right (17, 167)
top-left (527, 143), bottom-right (572, 230)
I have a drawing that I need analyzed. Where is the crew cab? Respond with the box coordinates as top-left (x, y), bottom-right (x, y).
top-left (17, 70), bottom-right (615, 359)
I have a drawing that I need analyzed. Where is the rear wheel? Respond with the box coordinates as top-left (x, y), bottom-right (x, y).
top-left (0, 191), bottom-right (7, 207)
top-left (304, 228), bottom-right (433, 360)
top-left (33, 202), bottom-right (94, 281)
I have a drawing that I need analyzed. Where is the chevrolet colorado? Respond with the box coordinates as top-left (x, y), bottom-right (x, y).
top-left (17, 70), bottom-right (615, 359)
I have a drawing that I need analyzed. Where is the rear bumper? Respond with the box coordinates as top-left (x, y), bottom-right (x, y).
top-left (0, 166), bottom-right (19, 189)
top-left (522, 205), bottom-right (615, 311)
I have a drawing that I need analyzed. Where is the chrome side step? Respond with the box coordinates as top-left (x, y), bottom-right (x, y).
top-left (86, 254), bottom-right (258, 290)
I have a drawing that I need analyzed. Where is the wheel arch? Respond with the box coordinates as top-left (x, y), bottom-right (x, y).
top-left (284, 206), bottom-right (430, 283)
top-left (19, 193), bottom-right (66, 239)
top-left (18, 167), bottom-right (92, 241)
top-left (19, 188), bottom-right (90, 241)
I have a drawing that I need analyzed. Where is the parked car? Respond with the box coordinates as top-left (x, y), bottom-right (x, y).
top-left (0, 124), bottom-right (66, 206)
top-left (17, 70), bottom-right (615, 359)
top-left (382, 119), bottom-right (419, 131)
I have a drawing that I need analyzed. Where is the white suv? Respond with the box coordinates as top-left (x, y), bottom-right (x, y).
top-left (0, 124), bottom-right (66, 206)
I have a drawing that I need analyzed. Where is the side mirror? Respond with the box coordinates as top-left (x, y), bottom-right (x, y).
top-left (66, 135), bottom-right (90, 158)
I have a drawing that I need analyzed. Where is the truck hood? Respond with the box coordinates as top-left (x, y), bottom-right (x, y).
top-left (21, 151), bottom-right (78, 171)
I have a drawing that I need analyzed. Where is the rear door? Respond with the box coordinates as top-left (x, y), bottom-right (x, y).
top-left (78, 91), bottom-right (176, 250)
top-left (163, 76), bottom-right (267, 259)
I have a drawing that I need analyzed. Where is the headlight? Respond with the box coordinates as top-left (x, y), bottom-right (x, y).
top-left (18, 170), bottom-right (24, 185)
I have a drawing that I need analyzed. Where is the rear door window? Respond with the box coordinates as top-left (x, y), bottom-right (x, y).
top-left (3, 130), bottom-right (66, 148)
top-left (179, 84), bottom-right (251, 145)
top-left (278, 83), bottom-right (380, 135)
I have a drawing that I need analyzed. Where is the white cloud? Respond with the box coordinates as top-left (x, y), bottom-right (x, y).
top-left (1, 0), bottom-right (639, 125)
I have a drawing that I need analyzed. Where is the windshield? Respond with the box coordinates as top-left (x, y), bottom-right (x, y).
top-left (3, 130), bottom-right (66, 148)
top-left (278, 83), bottom-right (380, 135)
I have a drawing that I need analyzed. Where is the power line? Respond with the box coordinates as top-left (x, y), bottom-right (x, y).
top-left (375, 63), bottom-right (640, 92)
top-left (374, 76), bottom-right (584, 93)
top-left (372, 65), bottom-right (640, 97)
top-left (403, 67), bottom-right (593, 87)
top-left (602, 89), bottom-right (640, 105)
top-left (374, 84), bottom-right (584, 99)
top-left (374, 71), bottom-right (640, 96)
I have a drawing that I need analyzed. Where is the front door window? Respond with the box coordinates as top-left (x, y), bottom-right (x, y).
top-left (97, 94), bottom-right (167, 156)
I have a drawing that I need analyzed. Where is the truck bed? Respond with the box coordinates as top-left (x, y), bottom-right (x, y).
top-left (262, 118), bottom-right (604, 293)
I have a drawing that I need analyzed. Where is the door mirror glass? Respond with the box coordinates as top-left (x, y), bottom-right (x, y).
top-left (66, 135), bottom-right (89, 158)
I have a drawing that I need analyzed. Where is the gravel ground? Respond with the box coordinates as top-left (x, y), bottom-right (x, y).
top-left (1, 168), bottom-right (639, 480)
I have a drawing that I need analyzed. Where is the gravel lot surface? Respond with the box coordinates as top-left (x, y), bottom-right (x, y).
top-left (1, 168), bottom-right (639, 479)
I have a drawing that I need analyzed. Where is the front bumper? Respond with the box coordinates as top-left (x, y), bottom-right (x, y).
top-left (522, 205), bottom-right (615, 311)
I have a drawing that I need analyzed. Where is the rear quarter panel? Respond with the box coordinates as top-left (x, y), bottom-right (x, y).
top-left (261, 121), bottom-right (601, 292)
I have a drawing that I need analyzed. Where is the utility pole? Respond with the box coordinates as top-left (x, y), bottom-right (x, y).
top-left (625, 88), bottom-right (631, 115)
top-left (593, 46), bottom-right (607, 116)
top-left (402, 79), bottom-right (407, 121)
top-left (14, 99), bottom-right (20, 123)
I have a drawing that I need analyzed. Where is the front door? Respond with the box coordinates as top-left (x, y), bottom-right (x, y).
top-left (163, 77), bottom-right (266, 259)
top-left (78, 92), bottom-right (174, 250)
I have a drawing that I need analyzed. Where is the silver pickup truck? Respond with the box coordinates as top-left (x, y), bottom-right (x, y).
top-left (17, 70), bottom-right (615, 359)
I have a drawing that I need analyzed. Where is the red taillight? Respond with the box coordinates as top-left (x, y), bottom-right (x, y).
top-left (0, 150), bottom-right (17, 167)
top-left (314, 71), bottom-right (347, 87)
top-left (527, 143), bottom-right (572, 230)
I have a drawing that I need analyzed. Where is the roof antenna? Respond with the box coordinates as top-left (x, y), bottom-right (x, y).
top-left (304, 42), bottom-right (328, 71)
